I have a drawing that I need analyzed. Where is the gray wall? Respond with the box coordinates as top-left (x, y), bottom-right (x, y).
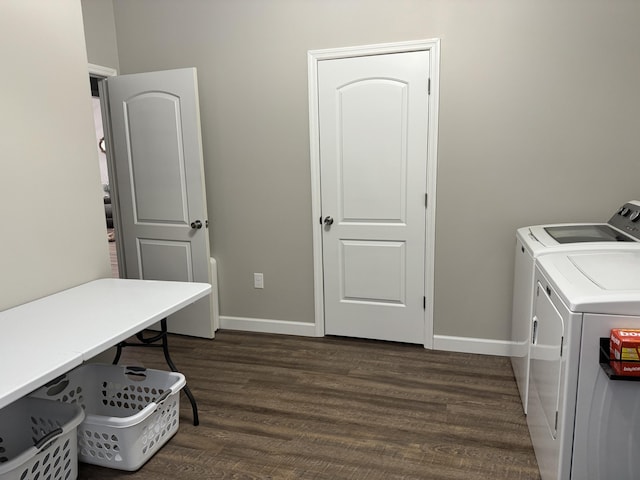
top-left (94, 0), bottom-right (640, 342)
top-left (81, 0), bottom-right (120, 71)
top-left (0, 1), bottom-right (111, 311)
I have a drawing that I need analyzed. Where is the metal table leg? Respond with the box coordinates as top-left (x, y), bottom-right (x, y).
top-left (113, 318), bottom-right (199, 426)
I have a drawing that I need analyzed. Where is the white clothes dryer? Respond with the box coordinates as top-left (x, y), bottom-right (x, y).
top-left (528, 250), bottom-right (640, 480)
top-left (511, 200), bottom-right (640, 413)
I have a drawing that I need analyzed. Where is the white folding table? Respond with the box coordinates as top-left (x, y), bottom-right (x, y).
top-left (0, 278), bottom-right (211, 422)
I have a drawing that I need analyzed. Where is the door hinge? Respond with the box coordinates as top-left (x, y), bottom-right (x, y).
top-left (428, 78), bottom-right (431, 95)
top-left (425, 193), bottom-right (428, 207)
top-left (423, 296), bottom-right (426, 309)
top-left (560, 336), bottom-right (564, 357)
top-left (554, 411), bottom-right (559, 432)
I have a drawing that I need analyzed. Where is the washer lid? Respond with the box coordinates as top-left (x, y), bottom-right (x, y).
top-left (537, 250), bottom-right (640, 315)
top-left (526, 223), bottom-right (636, 249)
top-left (570, 252), bottom-right (640, 290)
top-left (544, 224), bottom-right (635, 244)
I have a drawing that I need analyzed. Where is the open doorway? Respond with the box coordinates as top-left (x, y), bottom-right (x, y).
top-left (89, 67), bottom-right (119, 278)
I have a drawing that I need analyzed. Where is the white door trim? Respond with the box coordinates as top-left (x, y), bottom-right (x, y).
top-left (88, 63), bottom-right (117, 77)
top-left (88, 64), bottom-right (124, 277)
top-left (307, 39), bottom-right (440, 348)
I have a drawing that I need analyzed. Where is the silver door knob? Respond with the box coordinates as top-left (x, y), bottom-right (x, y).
top-left (323, 216), bottom-right (334, 226)
top-left (190, 220), bottom-right (203, 229)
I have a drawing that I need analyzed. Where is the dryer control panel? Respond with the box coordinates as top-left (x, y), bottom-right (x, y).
top-left (608, 201), bottom-right (640, 240)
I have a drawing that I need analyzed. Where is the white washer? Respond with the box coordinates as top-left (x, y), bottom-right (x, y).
top-left (528, 250), bottom-right (640, 480)
top-left (511, 200), bottom-right (640, 413)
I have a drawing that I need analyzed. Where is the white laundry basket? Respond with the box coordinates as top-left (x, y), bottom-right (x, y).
top-left (31, 364), bottom-right (185, 471)
top-left (0, 396), bottom-right (85, 480)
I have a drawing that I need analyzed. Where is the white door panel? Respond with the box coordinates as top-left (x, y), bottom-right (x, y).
top-left (339, 79), bottom-right (408, 222)
top-left (138, 240), bottom-right (193, 281)
top-left (104, 68), bottom-right (213, 338)
top-left (319, 51), bottom-right (429, 343)
top-left (341, 240), bottom-right (405, 304)
top-left (125, 93), bottom-right (189, 223)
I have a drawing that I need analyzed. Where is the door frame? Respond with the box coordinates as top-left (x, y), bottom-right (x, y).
top-left (307, 39), bottom-right (440, 348)
top-left (89, 63), bottom-right (117, 79)
top-left (88, 63), bottom-right (124, 275)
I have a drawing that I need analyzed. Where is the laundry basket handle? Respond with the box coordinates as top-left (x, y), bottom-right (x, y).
top-left (124, 365), bottom-right (148, 380)
top-left (33, 427), bottom-right (63, 450)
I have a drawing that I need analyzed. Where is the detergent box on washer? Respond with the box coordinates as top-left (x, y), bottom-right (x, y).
top-left (610, 329), bottom-right (640, 376)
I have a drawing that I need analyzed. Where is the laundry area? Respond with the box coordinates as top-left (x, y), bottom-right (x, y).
top-left (512, 202), bottom-right (640, 479)
top-left (4, 1), bottom-right (640, 480)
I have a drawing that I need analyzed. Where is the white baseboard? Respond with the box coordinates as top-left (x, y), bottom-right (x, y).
top-left (432, 335), bottom-right (513, 357)
top-left (219, 318), bottom-right (513, 356)
top-left (219, 316), bottom-right (319, 337)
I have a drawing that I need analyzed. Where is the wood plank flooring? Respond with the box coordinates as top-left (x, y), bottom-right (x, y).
top-left (79, 331), bottom-right (540, 480)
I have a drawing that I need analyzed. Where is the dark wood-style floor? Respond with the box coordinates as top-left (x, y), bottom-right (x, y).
top-left (79, 331), bottom-right (540, 480)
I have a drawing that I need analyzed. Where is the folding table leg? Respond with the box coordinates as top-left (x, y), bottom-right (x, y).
top-left (112, 318), bottom-right (200, 426)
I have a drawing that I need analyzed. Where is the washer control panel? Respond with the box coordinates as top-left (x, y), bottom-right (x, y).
top-left (609, 201), bottom-right (640, 239)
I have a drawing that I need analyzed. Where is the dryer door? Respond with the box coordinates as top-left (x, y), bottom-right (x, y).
top-left (531, 281), bottom-right (565, 439)
top-left (527, 280), bottom-right (566, 480)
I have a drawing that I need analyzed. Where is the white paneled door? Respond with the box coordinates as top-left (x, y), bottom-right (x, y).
top-left (102, 68), bottom-right (214, 338)
top-left (318, 51), bottom-right (430, 343)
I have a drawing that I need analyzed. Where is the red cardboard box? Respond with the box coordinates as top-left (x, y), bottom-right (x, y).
top-left (610, 329), bottom-right (640, 377)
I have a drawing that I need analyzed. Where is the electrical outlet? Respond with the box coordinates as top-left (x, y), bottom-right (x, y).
top-left (254, 273), bottom-right (264, 289)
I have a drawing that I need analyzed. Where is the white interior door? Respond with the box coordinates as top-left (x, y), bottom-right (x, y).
top-left (318, 51), bottom-right (430, 343)
top-left (102, 68), bottom-right (214, 339)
